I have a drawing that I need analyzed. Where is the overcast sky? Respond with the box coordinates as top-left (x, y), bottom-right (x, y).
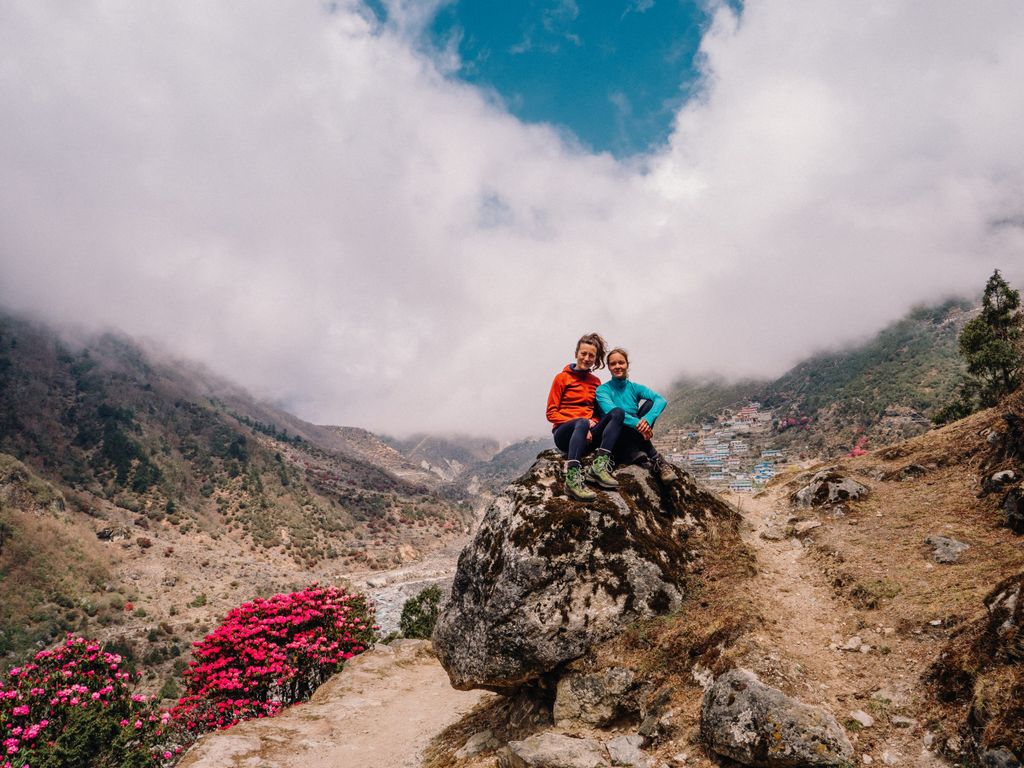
top-left (2, 1), bottom-right (1023, 439)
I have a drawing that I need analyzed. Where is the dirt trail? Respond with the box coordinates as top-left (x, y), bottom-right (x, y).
top-left (729, 488), bottom-right (948, 767)
top-left (178, 640), bottom-right (493, 768)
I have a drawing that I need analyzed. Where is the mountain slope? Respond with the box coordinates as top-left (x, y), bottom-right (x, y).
top-left (0, 311), bottom-right (471, 668)
top-left (662, 298), bottom-right (973, 453)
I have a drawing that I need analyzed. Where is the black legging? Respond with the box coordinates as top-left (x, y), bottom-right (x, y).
top-left (552, 408), bottom-right (625, 463)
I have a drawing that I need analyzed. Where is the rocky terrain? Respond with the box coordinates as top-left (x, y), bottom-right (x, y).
top-left (177, 390), bottom-right (1024, 768)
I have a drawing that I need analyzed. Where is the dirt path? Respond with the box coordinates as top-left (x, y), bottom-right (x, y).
top-left (178, 640), bottom-right (494, 768)
top-left (729, 489), bottom-right (948, 767)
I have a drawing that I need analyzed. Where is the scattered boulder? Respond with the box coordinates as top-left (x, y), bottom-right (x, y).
top-left (924, 535), bottom-right (971, 564)
top-left (96, 526), bottom-right (130, 541)
top-left (499, 732), bottom-right (608, 768)
top-left (981, 747), bottom-right (1022, 768)
top-left (700, 668), bottom-right (854, 767)
top-left (434, 451), bottom-right (738, 692)
top-left (456, 729), bottom-right (502, 759)
top-left (849, 710), bottom-right (874, 728)
top-left (605, 734), bottom-right (651, 768)
top-left (554, 666), bottom-right (640, 727)
top-left (1003, 487), bottom-right (1024, 534)
top-left (793, 469), bottom-right (868, 508)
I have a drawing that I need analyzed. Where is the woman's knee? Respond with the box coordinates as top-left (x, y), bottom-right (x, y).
top-left (609, 408), bottom-right (625, 422)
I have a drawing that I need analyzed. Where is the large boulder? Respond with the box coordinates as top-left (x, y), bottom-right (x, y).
top-left (792, 468), bottom-right (868, 508)
top-left (434, 451), bottom-right (737, 692)
top-left (700, 668), bottom-right (853, 767)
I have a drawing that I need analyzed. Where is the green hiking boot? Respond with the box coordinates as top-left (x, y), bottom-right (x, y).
top-left (565, 464), bottom-right (597, 501)
top-left (587, 452), bottom-right (619, 489)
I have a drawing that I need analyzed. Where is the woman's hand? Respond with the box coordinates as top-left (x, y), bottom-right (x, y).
top-left (637, 419), bottom-right (654, 440)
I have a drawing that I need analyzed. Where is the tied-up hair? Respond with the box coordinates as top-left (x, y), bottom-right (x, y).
top-left (607, 347), bottom-right (629, 368)
top-left (575, 332), bottom-right (608, 370)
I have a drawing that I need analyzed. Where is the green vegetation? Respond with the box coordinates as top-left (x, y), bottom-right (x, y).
top-left (935, 270), bottom-right (1022, 424)
top-left (399, 584), bottom-right (443, 639)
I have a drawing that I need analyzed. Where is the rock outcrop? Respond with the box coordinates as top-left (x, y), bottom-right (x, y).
top-left (433, 450), bottom-right (737, 692)
top-left (931, 571), bottom-right (1024, 763)
top-left (792, 468), bottom-right (868, 508)
top-left (700, 668), bottom-right (853, 767)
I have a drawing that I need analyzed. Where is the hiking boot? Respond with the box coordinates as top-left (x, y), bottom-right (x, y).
top-left (651, 453), bottom-right (675, 483)
top-left (587, 453), bottom-right (619, 489)
top-left (565, 464), bottom-right (597, 501)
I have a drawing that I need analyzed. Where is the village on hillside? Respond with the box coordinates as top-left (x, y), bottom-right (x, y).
top-left (654, 402), bottom-right (804, 492)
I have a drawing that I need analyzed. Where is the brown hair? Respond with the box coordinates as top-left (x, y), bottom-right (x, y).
top-left (607, 347), bottom-right (629, 366)
top-left (575, 332), bottom-right (608, 370)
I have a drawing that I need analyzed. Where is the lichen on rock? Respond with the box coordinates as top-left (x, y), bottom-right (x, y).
top-left (433, 450), bottom-right (737, 693)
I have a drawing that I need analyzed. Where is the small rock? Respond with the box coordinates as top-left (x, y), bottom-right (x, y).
top-left (928, 619), bottom-right (943, 626)
top-left (862, 756), bottom-right (873, 765)
top-left (981, 746), bottom-right (1022, 767)
top-left (924, 535), bottom-right (970, 564)
top-left (366, 576), bottom-right (388, 588)
top-left (990, 470), bottom-right (1017, 486)
top-left (555, 667), bottom-right (639, 727)
top-left (456, 729), bottom-right (501, 759)
top-left (849, 710), bottom-right (875, 728)
top-left (840, 635), bottom-right (863, 651)
top-left (606, 734), bottom-right (650, 768)
top-left (760, 525), bottom-right (787, 541)
top-left (500, 733), bottom-right (607, 768)
top-left (669, 753), bottom-right (688, 765)
top-left (881, 751), bottom-right (899, 766)
top-left (890, 715), bottom-right (917, 729)
top-left (793, 520), bottom-right (823, 536)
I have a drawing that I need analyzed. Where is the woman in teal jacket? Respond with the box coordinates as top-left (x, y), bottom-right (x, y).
top-left (595, 348), bottom-right (675, 482)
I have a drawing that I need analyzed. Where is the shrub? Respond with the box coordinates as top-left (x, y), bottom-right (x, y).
top-left (399, 585), bottom-right (443, 639)
top-left (0, 635), bottom-right (186, 768)
top-left (170, 585), bottom-right (377, 733)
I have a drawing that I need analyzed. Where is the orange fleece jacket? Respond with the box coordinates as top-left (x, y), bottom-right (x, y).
top-left (546, 365), bottom-right (601, 427)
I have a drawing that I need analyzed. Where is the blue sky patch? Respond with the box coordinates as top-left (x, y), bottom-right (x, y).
top-left (415, 0), bottom-right (736, 157)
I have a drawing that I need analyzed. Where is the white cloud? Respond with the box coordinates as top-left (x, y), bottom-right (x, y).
top-left (1, 0), bottom-right (1023, 439)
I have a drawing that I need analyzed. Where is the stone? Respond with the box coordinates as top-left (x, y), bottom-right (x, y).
top-left (456, 729), bottom-right (502, 759)
top-left (96, 526), bottom-right (130, 541)
top-left (981, 747), bottom-right (1022, 768)
top-left (606, 734), bottom-right (651, 768)
top-left (924, 535), bottom-right (970, 564)
top-left (366, 575), bottom-right (388, 588)
top-left (554, 667), bottom-right (639, 727)
top-left (792, 520), bottom-right (822, 536)
top-left (1002, 487), bottom-right (1024, 534)
top-left (499, 732), bottom-right (609, 768)
top-left (760, 525), bottom-right (787, 541)
top-left (793, 469), bottom-right (869, 508)
top-left (434, 452), bottom-right (737, 691)
top-left (862, 756), bottom-right (873, 765)
top-left (840, 635), bottom-right (863, 651)
top-left (700, 668), bottom-right (853, 767)
top-left (889, 715), bottom-right (917, 729)
top-left (881, 751), bottom-right (899, 766)
top-left (849, 710), bottom-right (874, 728)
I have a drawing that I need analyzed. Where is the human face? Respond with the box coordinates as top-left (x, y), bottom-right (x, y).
top-left (608, 352), bottom-right (629, 380)
top-left (575, 342), bottom-right (598, 371)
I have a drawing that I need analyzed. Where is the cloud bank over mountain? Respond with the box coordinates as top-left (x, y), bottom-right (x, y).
top-left (2, 1), bottom-right (1023, 437)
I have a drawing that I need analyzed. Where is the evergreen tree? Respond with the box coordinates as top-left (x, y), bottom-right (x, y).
top-left (958, 269), bottom-right (1022, 406)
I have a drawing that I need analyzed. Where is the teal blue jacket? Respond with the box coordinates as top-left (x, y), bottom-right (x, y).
top-left (595, 378), bottom-right (667, 429)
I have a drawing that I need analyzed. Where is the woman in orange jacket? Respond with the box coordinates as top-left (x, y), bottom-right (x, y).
top-left (546, 332), bottom-right (624, 501)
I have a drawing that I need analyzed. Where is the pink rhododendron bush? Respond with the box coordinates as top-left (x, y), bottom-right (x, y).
top-left (1, 585), bottom-right (375, 767)
top-left (171, 584), bottom-right (377, 733)
top-left (0, 635), bottom-right (179, 768)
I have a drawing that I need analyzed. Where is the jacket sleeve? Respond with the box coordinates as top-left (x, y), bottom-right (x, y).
top-left (637, 383), bottom-right (667, 425)
top-left (597, 383), bottom-right (640, 428)
top-left (546, 373), bottom-right (567, 425)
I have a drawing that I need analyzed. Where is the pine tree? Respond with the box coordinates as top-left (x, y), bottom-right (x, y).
top-left (959, 269), bottom-right (1022, 406)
